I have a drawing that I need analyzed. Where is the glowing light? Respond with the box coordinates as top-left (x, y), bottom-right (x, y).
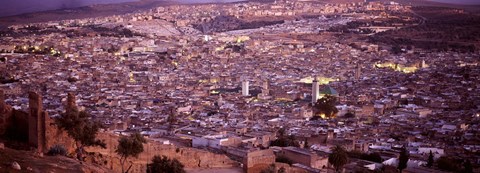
top-left (210, 78), bottom-right (218, 83)
top-left (236, 36), bottom-right (250, 43)
top-left (204, 35), bottom-right (213, 42)
top-left (215, 46), bottom-right (224, 51)
top-left (374, 62), bottom-right (419, 73)
top-left (129, 72), bottom-right (136, 83)
top-left (210, 90), bottom-right (219, 94)
top-left (320, 113), bottom-right (327, 119)
top-left (299, 76), bottom-right (337, 85)
top-left (275, 98), bottom-right (292, 102)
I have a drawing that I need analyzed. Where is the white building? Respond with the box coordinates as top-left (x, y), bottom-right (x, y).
top-left (192, 134), bottom-right (230, 149)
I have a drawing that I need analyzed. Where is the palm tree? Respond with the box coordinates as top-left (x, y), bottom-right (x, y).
top-left (328, 145), bottom-right (348, 172)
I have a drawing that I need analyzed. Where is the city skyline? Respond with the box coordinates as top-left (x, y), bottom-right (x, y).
top-left (0, 0), bottom-right (479, 172)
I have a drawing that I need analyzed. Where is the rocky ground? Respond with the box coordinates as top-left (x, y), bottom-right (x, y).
top-left (0, 143), bottom-right (112, 173)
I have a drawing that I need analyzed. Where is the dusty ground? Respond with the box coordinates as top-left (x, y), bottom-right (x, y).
top-left (186, 167), bottom-right (243, 173)
top-left (0, 146), bottom-right (112, 173)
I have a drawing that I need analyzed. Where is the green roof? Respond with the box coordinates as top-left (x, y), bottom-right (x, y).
top-left (321, 86), bottom-right (338, 95)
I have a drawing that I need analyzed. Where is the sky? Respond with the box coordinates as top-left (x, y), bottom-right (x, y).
top-left (429, 0), bottom-right (480, 4)
top-left (0, 0), bottom-right (136, 17)
top-left (0, 0), bottom-right (244, 17)
top-left (0, 0), bottom-right (479, 17)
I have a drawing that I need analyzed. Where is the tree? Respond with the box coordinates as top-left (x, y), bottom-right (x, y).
top-left (398, 148), bottom-right (409, 173)
top-left (426, 151), bottom-right (434, 168)
top-left (260, 164), bottom-right (276, 173)
top-left (55, 108), bottom-right (106, 161)
top-left (343, 112), bottom-right (355, 118)
top-left (328, 145), bottom-right (349, 172)
top-left (270, 135), bottom-right (299, 147)
top-left (277, 127), bottom-right (286, 138)
top-left (364, 152), bottom-right (382, 163)
top-left (304, 139), bottom-right (309, 149)
top-left (347, 151), bottom-right (382, 163)
top-left (167, 108), bottom-right (177, 131)
top-left (463, 160), bottom-right (473, 173)
top-left (276, 155), bottom-right (293, 165)
top-left (437, 156), bottom-right (461, 171)
top-left (116, 132), bottom-right (147, 173)
top-left (147, 155), bottom-right (186, 173)
top-left (391, 45), bottom-right (403, 54)
top-left (313, 95), bottom-right (338, 119)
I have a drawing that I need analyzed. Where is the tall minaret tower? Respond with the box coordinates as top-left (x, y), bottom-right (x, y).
top-left (312, 77), bottom-right (319, 104)
top-left (420, 60), bottom-right (426, 68)
top-left (355, 64), bottom-right (361, 80)
top-left (242, 79), bottom-right (249, 96)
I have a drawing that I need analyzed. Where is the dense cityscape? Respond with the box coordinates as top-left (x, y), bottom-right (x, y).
top-left (0, 0), bottom-right (479, 173)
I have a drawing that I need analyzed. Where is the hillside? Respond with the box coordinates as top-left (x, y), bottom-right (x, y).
top-left (0, 145), bottom-right (112, 173)
top-left (0, 132), bottom-right (240, 173)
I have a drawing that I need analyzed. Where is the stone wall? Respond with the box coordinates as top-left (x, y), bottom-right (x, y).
top-left (45, 93), bottom-right (77, 153)
top-left (44, 113), bottom-right (76, 154)
top-left (1, 91), bottom-right (75, 154)
top-left (91, 133), bottom-right (239, 173)
top-left (28, 92), bottom-right (44, 152)
top-left (249, 163), bottom-right (308, 173)
top-left (0, 90), bottom-right (12, 136)
top-left (244, 149), bottom-right (275, 173)
top-left (5, 109), bottom-right (29, 142)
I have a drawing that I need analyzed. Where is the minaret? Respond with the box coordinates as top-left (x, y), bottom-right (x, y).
top-left (242, 80), bottom-right (249, 96)
top-left (312, 77), bottom-right (319, 104)
top-left (217, 94), bottom-right (224, 107)
top-left (420, 60), bottom-right (426, 68)
top-left (355, 64), bottom-right (361, 80)
top-left (262, 80), bottom-right (269, 91)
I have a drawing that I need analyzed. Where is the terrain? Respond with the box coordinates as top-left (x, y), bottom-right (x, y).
top-left (0, 132), bottom-right (239, 173)
top-left (0, 146), bottom-right (112, 173)
top-left (368, 6), bottom-right (480, 52)
top-left (4, 0), bottom-right (478, 29)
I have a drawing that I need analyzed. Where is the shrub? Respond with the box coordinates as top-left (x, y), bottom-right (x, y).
top-left (276, 155), bottom-right (293, 165)
top-left (47, 144), bottom-right (67, 156)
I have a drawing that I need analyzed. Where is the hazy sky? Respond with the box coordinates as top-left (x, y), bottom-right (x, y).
top-left (0, 0), bottom-right (136, 17)
top-left (0, 0), bottom-right (245, 17)
top-left (0, 0), bottom-right (479, 17)
top-left (430, 0), bottom-right (480, 4)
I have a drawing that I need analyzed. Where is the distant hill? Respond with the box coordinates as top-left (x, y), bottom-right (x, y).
top-left (0, 0), bottom-right (174, 29)
top-left (373, 0), bottom-right (480, 12)
top-left (1, 0), bottom-right (479, 29)
top-left (0, 0), bottom-right (251, 29)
